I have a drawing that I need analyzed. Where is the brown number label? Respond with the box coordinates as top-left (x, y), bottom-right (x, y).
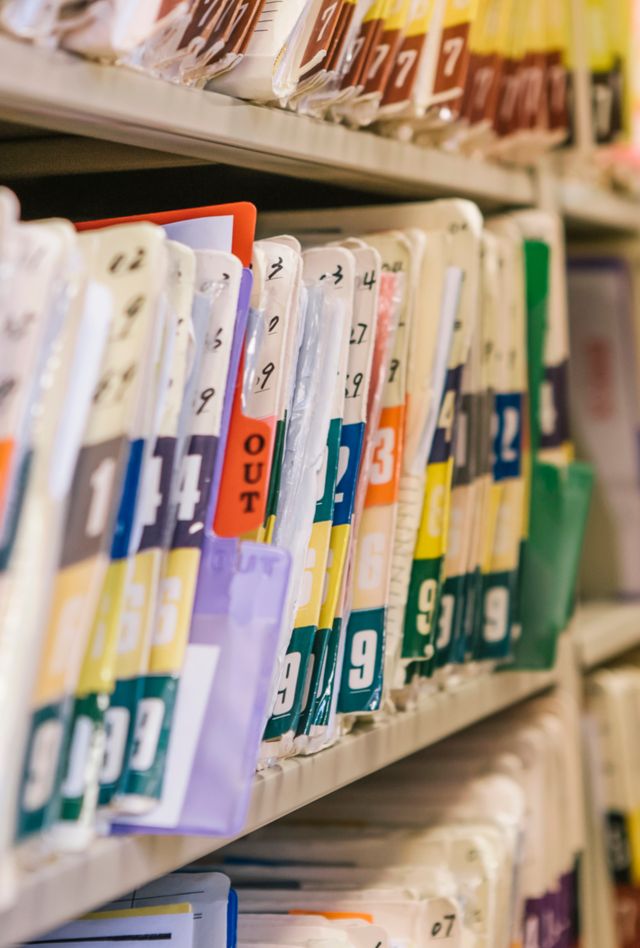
top-left (494, 57), bottom-right (520, 136)
top-left (340, 17), bottom-right (381, 89)
top-left (325, 1), bottom-right (356, 71)
top-left (236, 0), bottom-right (268, 54)
top-left (546, 50), bottom-right (568, 130)
top-left (381, 32), bottom-right (423, 106)
top-left (201, 0), bottom-right (263, 63)
top-left (300, 0), bottom-right (344, 75)
top-left (201, 0), bottom-right (260, 58)
top-left (517, 52), bottom-right (547, 129)
top-left (462, 52), bottom-right (502, 124)
top-left (433, 21), bottom-right (470, 102)
top-left (177, 0), bottom-right (228, 51)
top-left (362, 26), bottom-right (403, 96)
top-left (156, 0), bottom-right (185, 25)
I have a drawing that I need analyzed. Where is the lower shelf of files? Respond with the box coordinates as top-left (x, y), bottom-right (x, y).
top-left (0, 665), bottom-right (556, 947)
top-left (573, 600), bottom-right (640, 669)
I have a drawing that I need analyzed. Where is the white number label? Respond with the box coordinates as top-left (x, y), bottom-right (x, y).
top-left (442, 36), bottom-right (464, 78)
top-left (348, 629), bottom-right (377, 690)
top-left (130, 697), bottom-right (165, 771)
top-left (427, 484), bottom-right (445, 538)
top-left (472, 65), bottom-right (494, 112)
top-left (540, 380), bottom-right (557, 437)
top-left (367, 42), bottom-right (389, 81)
top-left (316, 444), bottom-right (329, 503)
top-left (370, 427), bottom-right (395, 485)
top-left (334, 444), bottom-right (350, 505)
top-left (272, 652), bottom-right (301, 716)
top-left (483, 586), bottom-right (508, 642)
top-left (153, 575), bottom-right (182, 647)
top-left (320, 546), bottom-right (334, 608)
top-left (394, 48), bottom-right (417, 88)
top-left (87, 457), bottom-right (117, 538)
top-left (416, 579), bottom-right (438, 635)
top-left (299, 653), bottom-right (316, 714)
top-left (50, 595), bottom-right (84, 679)
top-left (23, 719), bottom-right (63, 811)
top-left (61, 715), bottom-right (93, 799)
top-left (316, 0), bottom-right (337, 42)
top-left (447, 504), bottom-right (463, 559)
top-left (436, 593), bottom-right (454, 650)
top-left (417, 578), bottom-right (438, 636)
top-left (455, 409), bottom-right (468, 469)
top-left (139, 454), bottom-right (163, 529)
top-left (357, 531), bottom-right (385, 591)
top-left (500, 406), bottom-right (519, 462)
top-left (298, 545), bottom-right (317, 611)
top-left (100, 705), bottom-right (130, 785)
top-left (118, 582), bottom-right (146, 654)
top-left (177, 452), bottom-right (202, 521)
top-left (438, 389), bottom-right (456, 442)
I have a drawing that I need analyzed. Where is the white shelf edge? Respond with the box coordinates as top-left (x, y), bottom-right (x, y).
top-left (0, 666), bottom-right (555, 946)
top-left (573, 601), bottom-right (640, 669)
top-left (560, 180), bottom-right (640, 233)
top-left (0, 39), bottom-right (639, 231)
top-left (0, 35), bottom-right (535, 205)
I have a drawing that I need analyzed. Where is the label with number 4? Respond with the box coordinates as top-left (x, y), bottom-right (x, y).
top-left (125, 265), bottom-right (250, 802)
top-left (402, 365), bottom-right (462, 662)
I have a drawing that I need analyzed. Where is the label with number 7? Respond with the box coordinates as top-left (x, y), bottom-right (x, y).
top-left (402, 364), bottom-right (462, 664)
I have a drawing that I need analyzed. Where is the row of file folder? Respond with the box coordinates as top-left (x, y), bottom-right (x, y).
top-left (0, 0), bottom-right (578, 157)
top-left (0, 188), bottom-right (591, 912)
top-left (29, 871), bottom-right (238, 948)
top-left (33, 689), bottom-right (584, 948)
top-left (584, 663), bottom-right (640, 948)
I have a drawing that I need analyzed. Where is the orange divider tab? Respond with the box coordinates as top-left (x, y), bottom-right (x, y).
top-left (75, 203), bottom-right (256, 267)
top-left (365, 402), bottom-right (405, 507)
top-left (213, 377), bottom-right (276, 537)
top-left (290, 910), bottom-right (374, 923)
top-left (0, 438), bottom-right (14, 523)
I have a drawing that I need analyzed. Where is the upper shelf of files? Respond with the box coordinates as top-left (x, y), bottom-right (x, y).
top-left (0, 34), bottom-right (638, 233)
top-left (0, 36), bottom-right (532, 205)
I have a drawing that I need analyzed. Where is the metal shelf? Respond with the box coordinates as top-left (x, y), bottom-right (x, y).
top-left (0, 35), bottom-right (535, 206)
top-left (0, 666), bottom-right (556, 946)
top-left (560, 180), bottom-right (640, 234)
top-left (573, 601), bottom-right (640, 669)
top-left (0, 37), bottom-right (639, 232)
